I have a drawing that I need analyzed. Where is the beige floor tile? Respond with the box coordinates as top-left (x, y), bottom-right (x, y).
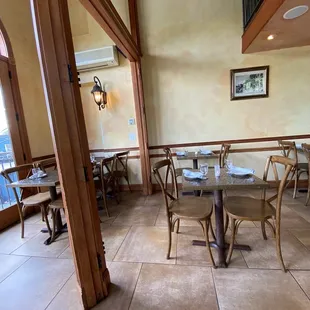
top-left (285, 203), bottom-right (310, 223)
top-left (0, 223), bottom-right (45, 254)
top-left (12, 232), bottom-right (69, 258)
top-left (236, 228), bottom-right (310, 269)
top-left (113, 205), bottom-right (159, 226)
top-left (0, 254), bottom-right (29, 283)
top-left (177, 226), bottom-right (247, 268)
top-left (94, 262), bottom-right (142, 310)
top-left (291, 270), bottom-right (310, 299)
top-left (290, 229), bottom-right (310, 250)
top-left (58, 246), bottom-right (73, 259)
top-left (114, 226), bottom-right (177, 264)
top-left (118, 192), bottom-right (146, 206)
top-left (0, 257), bottom-right (74, 310)
top-left (24, 212), bottom-right (43, 224)
top-left (101, 226), bottom-right (131, 261)
top-left (46, 273), bottom-right (83, 310)
top-left (129, 264), bottom-right (218, 310)
top-left (213, 268), bottom-right (310, 310)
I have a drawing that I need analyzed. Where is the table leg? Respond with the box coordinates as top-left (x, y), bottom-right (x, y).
top-left (193, 159), bottom-right (200, 196)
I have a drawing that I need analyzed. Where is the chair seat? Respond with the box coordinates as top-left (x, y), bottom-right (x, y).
top-left (22, 192), bottom-right (51, 206)
top-left (175, 167), bottom-right (192, 178)
top-left (297, 163), bottom-right (308, 171)
top-left (49, 198), bottom-right (64, 209)
top-left (224, 196), bottom-right (275, 221)
top-left (169, 197), bottom-right (213, 220)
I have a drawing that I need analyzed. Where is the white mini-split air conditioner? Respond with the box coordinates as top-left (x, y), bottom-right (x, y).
top-left (75, 46), bottom-right (119, 72)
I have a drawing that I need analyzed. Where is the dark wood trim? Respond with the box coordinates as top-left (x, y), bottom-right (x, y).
top-left (128, 0), bottom-right (141, 53)
top-left (90, 146), bottom-right (139, 153)
top-left (242, 0), bottom-right (285, 53)
top-left (78, 0), bottom-right (140, 61)
top-left (230, 66), bottom-right (269, 101)
top-left (149, 134), bottom-right (310, 150)
top-left (31, 0), bottom-right (109, 307)
top-left (32, 154), bottom-right (55, 161)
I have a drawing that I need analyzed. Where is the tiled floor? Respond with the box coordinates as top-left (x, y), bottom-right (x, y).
top-left (1, 189), bottom-right (310, 309)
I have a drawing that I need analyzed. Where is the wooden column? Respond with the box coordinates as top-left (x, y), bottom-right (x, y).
top-left (30, 0), bottom-right (109, 308)
top-left (79, 0), bottom-right (152, 195)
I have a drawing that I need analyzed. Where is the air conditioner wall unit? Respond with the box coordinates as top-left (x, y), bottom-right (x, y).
top-left (75, 46), bottom-right (119, 72)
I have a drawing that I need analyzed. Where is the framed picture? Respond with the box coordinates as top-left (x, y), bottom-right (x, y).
top-left (230, 66), bottom-right (269, 100)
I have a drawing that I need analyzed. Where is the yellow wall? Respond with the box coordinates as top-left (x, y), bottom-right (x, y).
top-left (0, 0), bottom-right (54, 158)
top-left (139, 0), bottom-right (310, 177)
top-left (69, 0), bottom-right (142, 184)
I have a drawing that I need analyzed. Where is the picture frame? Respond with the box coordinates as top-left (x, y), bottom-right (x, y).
top-left (230, 66), bottom-right (269, 100)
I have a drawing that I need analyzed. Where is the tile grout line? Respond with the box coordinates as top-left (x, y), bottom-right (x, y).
top-left (44, 270), bottom-right (76, 310)
top-left (211, 268), bottom-right (221, 310)
top-left (111, 225), bottom-right (133, 262)
top-left (286, 229), bottom-right (310, 253)
top-left (289, 270), bottom-right (310, 302)
top-left (0, 255), bottom-right (32, 284)
top-left (127, 262), bottom-right (143, 310)
top-left (9, 229), bottom-right (43, 255)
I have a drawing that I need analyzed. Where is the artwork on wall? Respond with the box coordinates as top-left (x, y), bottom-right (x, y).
top-left (230, 66), bottom-right (269, 100)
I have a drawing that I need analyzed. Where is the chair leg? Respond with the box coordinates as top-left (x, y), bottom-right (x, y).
top-left (172, 217), bottom-right (180, 234)
top-left (20, 213), bottom-right (25, 239)
top-left (166, 217), bottom-right (172, 259)
top-left (306, 174), bottom-right (310, 206)
top-left (226, 218), bottom-right (236, 265)
top-left (51, 208), bottom-right (57, 242)
top-left (203, 220), bottom-right (216, 268)
top-left (125, 176), bottom-right (132, 193)
top-left (224, 212), bottom-right (229, 235)
top-left (42, 205), bottom-right (52, 236)
top-left (102, 192), bottom-right (110, 218)
top-left (261, 220), bottom-right (267, 240)
top-left (265, 219), bottom-right (276, 238)
top-left (293, 170), bottom-right (299, 199)
top-left (275, 225), bottom-right (286, 272)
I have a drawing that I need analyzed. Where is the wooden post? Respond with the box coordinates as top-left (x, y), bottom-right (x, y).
top-left (30, 0), bottom-right (109, 308)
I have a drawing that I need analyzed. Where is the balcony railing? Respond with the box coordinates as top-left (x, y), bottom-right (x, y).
top-left (0, 151), bottom-right (17, 210)
top-left (243, 0), bottom-right (264, 30)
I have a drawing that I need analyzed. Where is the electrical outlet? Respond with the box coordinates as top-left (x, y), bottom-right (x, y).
top-left (128, 118), bottom-right (135, 126)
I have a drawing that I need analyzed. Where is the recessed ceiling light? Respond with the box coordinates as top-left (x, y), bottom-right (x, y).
top-left (283, 5), bottom-right (309, 19)
top-left (267, 34), bottom-right (275, 40)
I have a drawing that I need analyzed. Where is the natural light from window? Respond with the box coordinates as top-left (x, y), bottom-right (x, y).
top-left (0, 87), bottom-right (7, 133)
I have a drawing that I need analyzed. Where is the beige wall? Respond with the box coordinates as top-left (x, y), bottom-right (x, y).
top-left (139, 0), bottom-right (310, 178)
top-left (0, 0), bottom-right (54, 158)
top-left (69, 0), bottom-right (142, 184)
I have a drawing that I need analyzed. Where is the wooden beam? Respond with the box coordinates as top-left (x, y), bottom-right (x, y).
top-left (128, 0), bottom-right (141, 53)
top-left (242, 0), bottom-right (285, 53)
top-left (79, 0), bottom-right (140, 61)
top-left (30, 0), bottom-right (109, 308)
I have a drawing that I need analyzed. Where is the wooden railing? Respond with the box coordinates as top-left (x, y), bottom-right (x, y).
top-left (243, 0), bottom-right (264, 30)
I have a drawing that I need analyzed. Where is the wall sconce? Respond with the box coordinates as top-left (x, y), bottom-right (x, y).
top-left (91, 76), bottom-right (107, 111)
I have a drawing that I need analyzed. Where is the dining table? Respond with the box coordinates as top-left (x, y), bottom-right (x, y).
top-left (6, 170), bottom-right (66, 245)
top-left (176, 151), bottom-right (219, 169)
top-left (182, 167), bottom-right (269, 268)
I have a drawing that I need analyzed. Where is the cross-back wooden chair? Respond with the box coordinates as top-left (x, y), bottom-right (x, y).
top-left (224, 155), bottom-right (295, 271)
top-left (163, 147), bottom-right (191, 178)
top-left (114, 151), bottom-right (131, 192)
top-left (152, 159), bottom-right (216, 267)
top-left (278, 140), bottom-right (308, 198)
top-left (302, 143), bottom-right (310, 206)
top-left (219, 144), bottom-right (231, 168)
top-left (0, 164), bottom-right (52, 238)
top-left (100, 156), bottom-right (119, 217)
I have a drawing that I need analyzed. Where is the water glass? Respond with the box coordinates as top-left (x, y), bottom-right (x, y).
top-left (225, 159), bottom-right (233, 171)
top-left (200, 163), bottom-right (209, 176)
top-left (31, 168), bottom-right (39, 178)
top-left (214, 164), bottom-right (220, 178)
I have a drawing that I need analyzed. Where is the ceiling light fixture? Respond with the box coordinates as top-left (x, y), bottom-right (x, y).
top-left (267, 34), bottom-right (275, 40)
top-left (283, 5), bottom-right (309, 19)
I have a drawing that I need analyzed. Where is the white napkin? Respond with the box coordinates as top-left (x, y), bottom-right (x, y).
top-left (228, 166), bottom-right (255, 175)
top-left (199, 149), bottom-right (213, 155)
top-left (183, 169), bottom-right (207, 180)
top-left (176, 151), bottom-right (186, 156)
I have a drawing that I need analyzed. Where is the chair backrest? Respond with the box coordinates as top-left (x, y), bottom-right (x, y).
top-left (100, 156), bottom-right (117, 191)
top-left (278, 140), bottom-right (298, 165)
top-left (219, 144), bottom-right (231, 168)
top-left (163, 147), bottom-right (178, 198)
top-left (34, 157), bottom-right (57, 172)
top-left (262, 155), bottom-right (295, 223)
top-left (302, 143), bottom-right (310, 170)
top-left (115, 151), bottom-right (129, 174)
top-left (152, 159), bottom-right (178, 214)
top-left (0, 163), bottom-right (34, 206)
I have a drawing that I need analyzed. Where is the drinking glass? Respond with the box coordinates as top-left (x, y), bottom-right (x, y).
top-left (31, 168), bottom-right (39, 178)
top-left (225, 159), bottom-right (233, 171)
top-left (214, 164), bottom-right (220, 177)
top-left (200, 163), bottom-right (209, 176)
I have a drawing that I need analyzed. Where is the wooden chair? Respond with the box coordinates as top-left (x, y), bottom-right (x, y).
top-left (302, 143), bottom-right (310, 206)
top-left (152, 159), bottom-right (216, 267)
top-left (0, 164), bottom-right (52, 238)
top-left (163, 147), bottom-right (191, 178)
top-left (219, 144), bottom-right (231, 168)
top-left (100, 156), bottom-right (119, 217)
top-left (114, 151), bottom-right (131, 192)
top-left (48, 198), bottom-right (64, 242)
top-left (224, 155), bottom-right (295, 271)
top-left (278, 140), bottom-right (308, 198)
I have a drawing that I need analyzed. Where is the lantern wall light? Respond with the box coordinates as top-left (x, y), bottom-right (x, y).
top-left (91, 76), bottom-right (107, 111)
